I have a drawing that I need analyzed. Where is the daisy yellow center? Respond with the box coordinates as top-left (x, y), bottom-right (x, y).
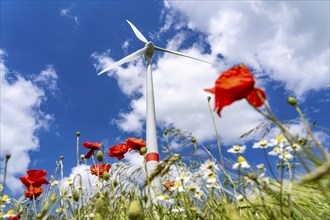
top-left (234, 145), bottom-right (241, 151)
top-left (283, 151), bottom-right (290, 156)
top-left (237, 156), bottom-right (246, 163)
top-left (292, 144), bottom-right (299, 149)
top-left (276, 136), bottom-right (284, 142)
top-left (164, 194), bottom-right (170, 200)
top-left (260, 140), bottom-right (268, 147)
top-left (175, 182), bottom-right (182, 187)
top-left (274, 147), bottom-right (280, 152)
top-left (208, 172), bottom-right (215, 178)
top-left (206, 164), bottom-right (214, 169)
top-left (189, 185), bottom-right (197, 191)
top-left (2, 195), bottom-right (8, 200)
top-left (7, 210), bottom-right (14, 214)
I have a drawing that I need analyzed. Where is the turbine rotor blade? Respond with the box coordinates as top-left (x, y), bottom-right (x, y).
top-left (97, 47), bottom-right (147, 75)
top-left (154, 46), bottom-right (212, 65)
top-left (126, 20), bottom-right (148, 44)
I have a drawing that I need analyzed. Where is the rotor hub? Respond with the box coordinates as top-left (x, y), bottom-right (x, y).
top-left (145, 42), bottom-right (155, 59)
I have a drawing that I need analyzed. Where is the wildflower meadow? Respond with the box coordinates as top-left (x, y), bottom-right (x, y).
top-left (1, 64), bottom-right (329, 220)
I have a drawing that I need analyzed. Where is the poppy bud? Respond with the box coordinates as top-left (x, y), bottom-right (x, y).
top-left (140, 147), bottom-right (147, 155)
top-left (113, 179), bottom-right (118, 187)
top-left (80, 154), bottom-right (85, 160)
top-left (62, 190), bottom-right (67, 196)
top-left (36, 213), bottom-right (43, 219)
top-left (191, 137), bottom-right (196, 143)
top-left (96, 151), bottom-right (104, 162)
top-left (207, 96), bottom-right (211, 102)
top-left (163, 130), bottom-right (168, 136)
top-left (5, 154), bottom-right (11, 160)
top-left (76, 131), bottom-right (81, 137)
top-left (72, 189), bottom-right (79, 202)
top-left (60, 156), bottom-right (64, 160)
top-left (102, 171), bottom-right (110, 181)
top-left (230, 182), bottom-right (235, 188)
top-left (128, 200), bottom-right (142, 220)
top-left (287, 97), bottom-right (297, 106)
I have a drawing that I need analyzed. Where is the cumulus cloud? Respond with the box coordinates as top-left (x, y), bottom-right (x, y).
top-left (0, 50), bottom-right (58, 193)
top-left (164, 1), bottom-right (329, 98)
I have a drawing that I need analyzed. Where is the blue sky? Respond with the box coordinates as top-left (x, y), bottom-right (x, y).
top-left (1, 1), bottom-right (329, 195)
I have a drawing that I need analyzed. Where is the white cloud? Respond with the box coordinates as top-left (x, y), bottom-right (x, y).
top-left (164, 1), bottom-right (330, 98)
top-left (0, 49), bottom-right (58, 194)
top-left (60, 4), bottom-right (79, 26)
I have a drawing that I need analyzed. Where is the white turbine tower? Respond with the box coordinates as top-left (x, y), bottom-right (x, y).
top-left (98, 20), bottom-right (211, 194)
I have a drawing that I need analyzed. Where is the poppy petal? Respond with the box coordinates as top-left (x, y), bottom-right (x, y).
top-left (246, 88), bottom-right (266, 107)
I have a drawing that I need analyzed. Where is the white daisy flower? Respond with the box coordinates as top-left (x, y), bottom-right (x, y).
top-left (236, 195), bottom-right (244, 202)
top-left (252, 140), bottom-right (271, 149)
top-left (227, 145), bottom-right (246, 154)
top-left (188, 183), bottom-right (200, 192)
top-left (233, 156), bottom-right (250, 170)
top-left (206, 182), bottom-right (220, 189)
top-left (194, 189), bottom-right (204, 200)
top-left (200, 160), bottom-right (218, 171)
top-left (269, 135), bottom-right (288, 147)
top-left (156, 194), bottom-right (174, 203)
top-left (172, 181), bottom-right (184, 192)
top-left (279, 151), bottom-right (293, 160)
top-left (172, 206), bottom-right (184, 213)
top-left (268, 146), bottom-right (283, 156)
top-left (256, 164), bottom-right (266, 172)
top-left (286, 143), bottom-right (302, 152)
top-left (1, 195), bottom-right (11, 204)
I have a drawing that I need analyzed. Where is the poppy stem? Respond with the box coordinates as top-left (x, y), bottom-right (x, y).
top-left (76, 134), bottom-right (80, 167)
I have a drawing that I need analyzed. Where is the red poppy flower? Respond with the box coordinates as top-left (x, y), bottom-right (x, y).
top-left (20, 170), bottom-right (49, 188)
top-left (108, 143), bottom-right (128, 160)
top-left (90, 164), bottom-right (111, 178)
top-left (83, 142), bottom-right (101, 159)
top-left (24, 186), bottom-right (44, 200)
top-left (9, 216), bottom-right (21, 220)
top-left (246, 88), bottom-right (266, 107)
top-left (164, 181), bottom-right (174, 190)
top-left (204, 64), bottom-right (266, 116)
top-left (126, 138), bottom-right (146, 155)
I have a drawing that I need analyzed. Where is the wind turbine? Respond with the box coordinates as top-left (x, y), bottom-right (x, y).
top-left (98, 20), bottom-right (211, 194)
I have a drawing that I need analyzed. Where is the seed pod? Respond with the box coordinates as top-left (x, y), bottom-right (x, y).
top-left (127, 200), bottom-right (142, 220)
top-left (72, 189), bottom-right (79, 202)
top-left (140, 147), bottom-right (147, 155)
top-left (96, 151), bottom-right (104, 162)
top-left (287, 97), bottom-right (297, 106)
top-left (102, 171), bottom-right (110, 181)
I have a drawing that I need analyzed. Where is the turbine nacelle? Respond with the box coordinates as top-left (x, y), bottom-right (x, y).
top-left (145, 42), bottom-right (155, 59)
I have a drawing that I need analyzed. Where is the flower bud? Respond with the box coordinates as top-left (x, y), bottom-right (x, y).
top-left (76, 131), bottom-right (81, 137)
top-left (140, 147), bottom-right (147, 155)
top-left (287, 97), bottom-right (297, 106)
top-left (60, 156), bottom-right (64, 160)
top-left (50, 193), bottom-right (56, 203)
top-left (127, 200), bottom-right (142, 220)
top-left (96, 151), bottom-right (104, 162)
top-left (163, 130), bottom-right (168, 136)
top-left (102, 171), bottom-right (110, 181)
top-left (191, 137), bottom-right (196, 143)
top-left (72, 189), bottom-right (79, 202)
top-left (113, 179), bottom-right (118, 187)
top-left (5, 154), bottom-right (11, 160)
top-left (207, 96), bottom-right (211, 102)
